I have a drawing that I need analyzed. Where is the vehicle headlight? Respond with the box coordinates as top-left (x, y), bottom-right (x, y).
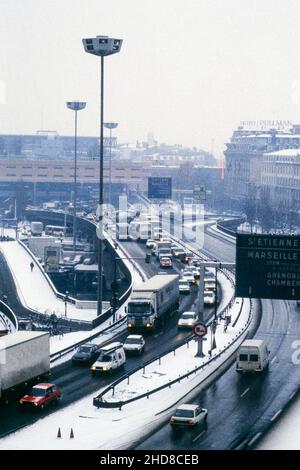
top-left (188, 321), bottom-right (193, 325)
top-left (128, 323), bottom-right (132, 328)
top-left (102, 367), bottom-right (107, 371)
top-left (91, 365), bottom-right (96, 371)
top-left (34, 402), bottom-right (39, 407)
top-left (146, 323), bottom-right (152, 328)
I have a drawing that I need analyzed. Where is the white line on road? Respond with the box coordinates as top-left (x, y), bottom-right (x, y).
top-left (270, 409), bottom-right (282, 422)
top-left (271, 356), bottom-right (277, 364)
top-left (289, 391), bottom-right (296, 400)
top-left (248, 432), bottom-right (262, 448)
top-left (192, 430), bottom-right (206, 443)
top-left (240, 387), bottom-right (250, 398)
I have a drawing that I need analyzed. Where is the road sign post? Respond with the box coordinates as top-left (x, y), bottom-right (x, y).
top-left (194, 322), bottom-right (207, 357)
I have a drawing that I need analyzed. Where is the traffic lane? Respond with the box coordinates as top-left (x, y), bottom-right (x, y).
top-left (138, 298), bottom-right (295, 450)
top-left (0, 285), bottom-right (202, 437)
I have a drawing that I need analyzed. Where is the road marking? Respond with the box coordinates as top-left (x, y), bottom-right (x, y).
top-left (271, 356), bottom-right (277, 364)
top-left (192, 429), bottom-right (206, 442)
top-left (248, 432), bottom-right (262, 447)
top-left (271, 409), bottom-right (282, 422)
top-left (240, 387), bottom-right (250, 398)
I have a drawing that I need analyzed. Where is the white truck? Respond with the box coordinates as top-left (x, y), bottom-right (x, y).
top-left (236, 339), bottom-right (270, 373)
top-left (126, 274), bottom-right (179, 331)
top-left (30, 221), bottom-right (43, 236)
top-left (0, 331), bottom-right (50, 403)
top-left (154, 239), bottom-right (172, 259)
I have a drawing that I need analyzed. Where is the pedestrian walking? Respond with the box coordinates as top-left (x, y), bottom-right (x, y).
top-left (30, 261), bottom-right (34, 272)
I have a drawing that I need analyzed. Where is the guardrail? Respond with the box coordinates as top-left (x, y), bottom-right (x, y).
top-left (216, 217), bottom-right (245, 236)
top-left (0, 300), bottom-right (18, 331)
top-left (93, 297), bottom-right (252, 409)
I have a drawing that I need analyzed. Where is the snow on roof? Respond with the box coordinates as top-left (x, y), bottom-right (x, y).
top-left (176, 404), bottom-right (199, 410)
top-left (264, 149), bottom-right (300, 157)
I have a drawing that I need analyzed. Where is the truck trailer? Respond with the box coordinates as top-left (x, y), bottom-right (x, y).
top-left (126, 274), bottom-right (179, 331)
top-left (0, 331), bottom-right (50, 403)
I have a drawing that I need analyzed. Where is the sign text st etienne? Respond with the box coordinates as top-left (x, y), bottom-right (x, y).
top-left (235, 233), bottom-right (300, 300)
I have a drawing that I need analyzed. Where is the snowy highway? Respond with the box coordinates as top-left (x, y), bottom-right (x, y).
top-left (136, 227), bottom-right (300, 449)
top-left (0, 238), bottom-right (209, 439)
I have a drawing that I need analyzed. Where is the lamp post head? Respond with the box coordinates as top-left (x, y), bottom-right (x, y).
top-left (82, 35), bottom-right (122, 57)
top-left (66, 101), bottom-right (86, 111)
top-left (104, 122), bottom-right (118, 130)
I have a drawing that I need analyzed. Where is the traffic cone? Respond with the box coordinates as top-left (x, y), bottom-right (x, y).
top-left (70, 428), bottom-right (74, 439)
top-left (57, 427), bottom-right (62, 438)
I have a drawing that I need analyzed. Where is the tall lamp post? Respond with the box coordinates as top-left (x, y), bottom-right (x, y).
top-left (66, 101), bottom-right (86, 253)
top-left (104, 122), bottom-right (118, 207)
top-left (82, 35), bottom-right (123, 317)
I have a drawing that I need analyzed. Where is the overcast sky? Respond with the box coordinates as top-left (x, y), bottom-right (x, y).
top-left (1, 0), bottom-right (300, 157)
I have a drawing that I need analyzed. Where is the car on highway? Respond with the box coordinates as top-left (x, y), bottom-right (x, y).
top-left (204, 270), bottom-right (216, 283)
top-left (160, 256), bottom-right (173, 268)
top-left (19, 383), bottom-right (62, 410)
top-left (90, 342), bottom-right (126, 375)
top-left (170, 404), bottom-right (208, 429)
top-left (236, 339), bottom-right (270, 373)
top-left (146, 239), bottom-right (156, 249)
top-left (172, 246), bottom-right (186, 259)
top-left (177, 311), bottom-right (198, 328)
top-left (182, 272), bottom-right (197, 285)
top-left (72, 343), bottom-right (100, 365)
top-left (192, 266), bottom-right (200, 278)
top-left (123, 335), bottom-right (145, 355)
top-left (178, 279), bottom-right (190, 294)
top-left (204, 290), bottom-right (216, 305)
top-left (183, 252), bottom-right (194, 264)
top-left (204, 280), bottom-right (216, 292)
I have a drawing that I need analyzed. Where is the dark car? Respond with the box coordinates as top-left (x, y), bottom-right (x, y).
top-left (19, 383), bottom-right (61, 410)
top-left (72, 343), bottom-right (100, 364)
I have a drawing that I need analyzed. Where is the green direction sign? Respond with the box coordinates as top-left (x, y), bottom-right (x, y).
top-left (235, 233), bottom-right (300, 300)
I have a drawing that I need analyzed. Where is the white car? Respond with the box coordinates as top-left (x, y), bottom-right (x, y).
top-left (204, 280), bottom-right (216, 291)
top-left (146, 239), bottom-right (156, 249)
top-left (204, 290), bottom-right (216, 305)
top-left (90, 342), bottom-right (126, 374)
top-left (170, 404), bottom-right (208, 429)
top-left (204, 270), bottom-right (216, 283)
top-left (179, 279), bottom-right (190, 294)
top-left (123, 335), bottom-right (145, 355)
top-left (177, 311), bottom-right (198, 328)
top-left (182, 273), bottom-right (196, 285)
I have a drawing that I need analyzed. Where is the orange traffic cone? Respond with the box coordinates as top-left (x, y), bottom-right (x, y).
top-left (57, 427), bottom-right (62, 438)
top-left (70, 428), bottom-right (74, 439)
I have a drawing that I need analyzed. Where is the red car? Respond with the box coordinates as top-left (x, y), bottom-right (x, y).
top-left (160, 256), bottom-right (172, 268)
top-left (19, 383), bottom-right (61, 410)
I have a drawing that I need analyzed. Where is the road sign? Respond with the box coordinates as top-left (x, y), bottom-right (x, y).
top-left (148, 177), bottom-right (172, 200)
top-left (193, 185), bottom-right (206, 201)
top-left (193, 322), bottom-right (207, 337)
top-left (236, 233), bottom-right (300, 300)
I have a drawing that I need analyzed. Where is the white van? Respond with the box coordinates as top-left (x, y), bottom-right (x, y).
top-left (90, 342), bottom-right (126, 375)
top-left (236, 339), bottom-right (270, 373)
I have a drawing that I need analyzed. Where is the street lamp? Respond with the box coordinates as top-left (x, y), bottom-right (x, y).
top-left (82, 35), bottom-right (123, 317)
top-left (66, 101), bottom-right (86, 253)
top-left (104, 122), bottom-right (118, 208)
top-left (64, 290), bottom-right (69, 318)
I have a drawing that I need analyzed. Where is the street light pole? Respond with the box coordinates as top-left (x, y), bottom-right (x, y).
top-left (104, 122), bottom-right (118, 207)
top-left (82, 35), bottom-right (123, 317)
top-left (66, 101), bottom-right (86, 253)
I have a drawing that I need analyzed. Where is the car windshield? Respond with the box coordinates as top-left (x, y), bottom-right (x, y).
top-left (181, 313), bottom-right (195, 319)
top-left (205, 292), bottom-right (214, 297)
top-left (161, 257), bottom-right (170, 261)
top-left (99, 353), bottom-right (112, 362)
top-left (78, 346), bottom-right (92, 353)
top-left (125, 338), bottom-right (141, 344)
top-left (174, 409), bottom-right (194, 418)
top-left (175, 248), bottom-right (185, 253)
top-left (30, 387), bottom-right (46, 397)
top-left (179, 280), bottom-right (189, 285)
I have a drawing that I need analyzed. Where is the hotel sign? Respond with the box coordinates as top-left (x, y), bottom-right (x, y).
top-left (235, 233), bottom-right (300, 300)
top-left (240, 120), bottom-right (292, 130)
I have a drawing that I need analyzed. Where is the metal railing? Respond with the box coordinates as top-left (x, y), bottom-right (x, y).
top-left (93, 298), bottom-right (252, 409)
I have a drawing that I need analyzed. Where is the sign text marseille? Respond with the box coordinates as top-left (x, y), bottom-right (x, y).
top-left (235, 233), bottom-right (300, 300)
